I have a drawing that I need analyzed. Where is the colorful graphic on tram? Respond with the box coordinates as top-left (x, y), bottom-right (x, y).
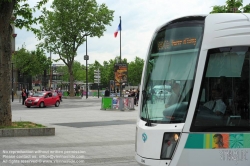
top-left (185, 133), bottom-right (250, 149)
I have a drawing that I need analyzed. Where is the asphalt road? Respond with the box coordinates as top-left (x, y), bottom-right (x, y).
top-left (11, 97), bottom-right (99, 110)
top-left (2, 97), bottom-right (140, 166)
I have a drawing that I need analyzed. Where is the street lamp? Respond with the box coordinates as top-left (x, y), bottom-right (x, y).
top-left (49, 50), bottom-right (52, 89)
top-left (11, 62), bottom-right (14, 102)
top-left (84, 35), bottom-right (89, 99)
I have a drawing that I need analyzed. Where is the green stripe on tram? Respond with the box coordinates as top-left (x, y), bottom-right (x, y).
top-left (185, 134), bottom-right (204, 149)
top-left (185, 133), bottom-right (250, 149)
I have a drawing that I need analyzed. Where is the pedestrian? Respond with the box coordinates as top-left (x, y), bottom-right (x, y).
top-left (29, 89), bottom-right (34, 96)
top-left (130, 90), bottom-right (136, 105)
top-left (25, 88), bottom-right (29, 98)
top-left (21, 88), bottom-right (26, 105)
top-left (136, 89), bottom-right (140, 106)
top-left (80, 87), bottom-right (83, 97)
top-left (104, 87), bottom-right (110, 97)
top-left (57, 88), bottom-right (63, 101)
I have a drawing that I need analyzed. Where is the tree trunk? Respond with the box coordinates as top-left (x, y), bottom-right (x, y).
top-left (0, 1), bottom-right (15, 126)
top-left (68, 67), bottom-right (75, 97)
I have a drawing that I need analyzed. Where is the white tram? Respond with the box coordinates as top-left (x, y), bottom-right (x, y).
top-left (135, 13), bottom-right (250, 166)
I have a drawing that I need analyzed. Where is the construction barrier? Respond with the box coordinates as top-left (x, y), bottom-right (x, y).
top-left (101, 97), bottom-right (135, 111)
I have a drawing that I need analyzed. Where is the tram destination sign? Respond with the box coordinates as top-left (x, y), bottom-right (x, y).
top-left (157, 37), bottom-right (197, 51)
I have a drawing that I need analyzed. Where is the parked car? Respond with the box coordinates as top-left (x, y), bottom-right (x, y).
top-left (25, 91), bottom-right (60, 108)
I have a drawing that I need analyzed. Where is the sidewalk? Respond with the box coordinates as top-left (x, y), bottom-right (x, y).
top-left (1, 98), bottom-right (139, 166)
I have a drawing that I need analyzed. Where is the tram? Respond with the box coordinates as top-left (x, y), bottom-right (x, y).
top-left (135, 13), bottom-right (250, 166)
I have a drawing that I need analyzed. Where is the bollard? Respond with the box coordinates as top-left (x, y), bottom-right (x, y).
top-left (119, 97), bottom-right (124, 111)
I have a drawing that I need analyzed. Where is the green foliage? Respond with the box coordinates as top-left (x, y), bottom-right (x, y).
top-left (12, 47), bottom-right (52, 76)
top-left (55, 65), bottom-right (68, 81)
top-left (88, 60), bottom-right (102, 83)
top-left (56, 61), bottom-right (86, 82)
top-left (37, 0), bottom-right (114, 95)
top-left (38, 0), bottom-right (114, 64)
top-left (72, 61), bottom-right (85, 81)
top-left (0, 121), bottom-right (45, 129)
top-left (242, 3), bottom-right (250, 12)
top-left (101, 60), bottom-right (115, 86)
top-left (11, 0), bottom-right (48, 31)
top-left (128, 57), bottom-right (144, 86)
top-left (57, 56), bottom-right (144, 88)
top-left (210, 0), bottom-right (250, 13)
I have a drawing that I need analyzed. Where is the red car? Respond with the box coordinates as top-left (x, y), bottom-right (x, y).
top-left (25, 91), bottom-right (60, 108)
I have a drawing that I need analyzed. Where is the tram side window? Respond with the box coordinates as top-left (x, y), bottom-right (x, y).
top-left (192, 46), bottom-right (250, 131)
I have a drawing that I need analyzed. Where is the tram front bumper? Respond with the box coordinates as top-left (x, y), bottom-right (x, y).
top-left (135, 154), bottom-right (172, 166)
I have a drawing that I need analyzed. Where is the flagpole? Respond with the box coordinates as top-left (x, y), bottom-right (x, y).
top-left (119, 16), bottom-right (121, 62)
top-left (119, 16), bottom-right (122, 98)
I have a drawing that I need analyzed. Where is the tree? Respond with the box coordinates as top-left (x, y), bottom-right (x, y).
top-left (56, 61), bottom-right (86, 82)
top-left (38, 0), bottom-right (114, 97)
top-left (0, 0), bottom-right (48, 126)
top-left (101, 60), bottom-right (114, 88)
top-left (99, 57), bottom-right (128, 89)
top-left (210, 0), bottom-right (250, 13)
top-left (72, 61), bottom-right (85, 82)
top-left (12, 47), bottom-right (51, 76)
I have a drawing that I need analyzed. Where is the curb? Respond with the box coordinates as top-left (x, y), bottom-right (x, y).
top-left (0, 127), bottom-right (55, 137)
top-left (100, 108), bottom-right (135, 111)
top-left (62, 96), bottom-right (82, 99)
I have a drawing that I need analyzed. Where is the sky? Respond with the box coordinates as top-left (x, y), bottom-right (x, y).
top-left (15, 0), bottom-right (250, 65)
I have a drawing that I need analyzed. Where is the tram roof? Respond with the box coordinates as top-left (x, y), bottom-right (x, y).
top-left (155, 13), bottom-right (250, 33)
top-left (155, 15), bottom-right (207, 32)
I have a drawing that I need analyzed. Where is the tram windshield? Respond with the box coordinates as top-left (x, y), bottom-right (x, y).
top-left (141, 20), bottom-right (204, 124)
top-left (192, 46), bottom-right (250, 131)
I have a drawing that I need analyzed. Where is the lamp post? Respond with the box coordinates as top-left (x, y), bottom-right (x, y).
top-left (49, 50), bottom-right (52, 89)
top-left (84, 35), bottom-right (89, 99)
top-left (11, 62), bottom-right (14, 102)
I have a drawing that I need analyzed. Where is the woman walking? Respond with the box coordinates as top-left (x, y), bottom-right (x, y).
top-left (21, 88), bottom-right (26, 105)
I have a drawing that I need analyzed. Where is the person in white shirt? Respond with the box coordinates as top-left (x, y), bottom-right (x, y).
top-left (203, 88), bottom-right (226, 115)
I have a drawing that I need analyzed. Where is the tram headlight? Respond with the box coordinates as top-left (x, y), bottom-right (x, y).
top-left (160, 132), bottom-right (180, 159)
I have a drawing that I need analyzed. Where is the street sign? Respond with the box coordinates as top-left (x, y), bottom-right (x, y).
top-left (84, 55), bottom-right (89, 60)
top-left (94, 68), bottom-right (101, 84)
top-left (94, 79), bottom-right (100, 83)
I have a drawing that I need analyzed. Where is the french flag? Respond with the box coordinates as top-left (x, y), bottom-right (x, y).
top-left (114, 23), bottom-right (121, 38)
